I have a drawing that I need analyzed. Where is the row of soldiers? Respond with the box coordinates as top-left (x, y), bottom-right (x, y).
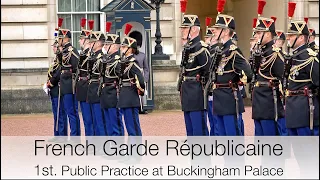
top-left (178, 0), bottom-right (319, 136)
top-left (46, 18), bottom-right (146, 139)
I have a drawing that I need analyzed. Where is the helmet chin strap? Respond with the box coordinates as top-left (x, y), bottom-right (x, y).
top-left (289, 35), bottom-right (299, 49)
top-left (217, 29), bottom-right (224, 44)
top-left (257, 32), bottom-right (265, 46)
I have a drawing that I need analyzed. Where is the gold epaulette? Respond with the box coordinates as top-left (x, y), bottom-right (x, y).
top-left (135, 74), bottom-right (144, 93)
top-left (272, 45), bottom-right (281, 53)
top-left (115, 55), bottom-right (120, 60)
top-left (68, 46), bottom-right (73, 52)
top-left (229, 44), bottom-right (237, 51)
top-left (129, 57), bottom-right (136, 62)
top-left (307, 48), bottom-right (318, 57)
top-left (200, 41), bottom-right (208, 48)
top-left (315, 45), bottom-right (319, 50)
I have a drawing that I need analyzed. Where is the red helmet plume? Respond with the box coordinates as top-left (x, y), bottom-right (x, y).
top-left (253, 18), bottom-right (258, 28)
top-left (58, 18), bottom-right (63, 28)
top-left (257, 0), bottom-right (266, 16)
top-left (180, 0), bottom-right (187, 13)
top-left (124, 23), bottom-right (133, 36)
top-left (88, 20), bottom-right (94, 30)
top-left (80, 18), bottom-right (86, 28)
top-left (217, 0), bottom-right (226, 14)
top-left (106, 22), bottom-right (112, 33)
top-left (288, 2), bottom-right (296, 19)
top-left (205, 17), bottom-right (212, 27)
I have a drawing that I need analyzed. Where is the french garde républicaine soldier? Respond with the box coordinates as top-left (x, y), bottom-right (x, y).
top-left (178, 0), bottom-right (211, 136)
top-left (87, 28), bottom-right (107, 136)
top-left (284, 2), bottom-right (319, 136)
top-left (76, 18), bottom-right (94, 136)
top-left (203, 17), bottom-right (219, 136)
top-left (57, 18), bottom-right (81, 136)
top-left (46, 31), bottom-right (68, 138)
top-left (99, 21), bottom-right (124, 136)
top-left (117, 24), bottom-right (145, 136)
top-left (251, 0), bottom-right (287, 136)
top-left (210, 0), bottom-right (252, 136)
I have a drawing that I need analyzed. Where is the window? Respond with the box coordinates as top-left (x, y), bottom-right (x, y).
top-left (57, 0), bottom-right (103, 50)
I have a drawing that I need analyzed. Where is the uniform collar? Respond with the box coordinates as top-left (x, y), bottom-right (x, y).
top-left (210, 43), bottom-right (218, 49)
top-left (63, 42), bottom-right (72, 48)
top-left (261, 40), bottom-right (274, 51)
top-left (189, 36), bottom-right (201, 46)
top-left (223, 39), bottom-right (233, 49)
top-left (109, 51), bottom-right (118, 58)
top-left (92, 49), bottom-right (103, 56)
top-left (126, 54), bottom-right (134, 60)
top-left (293, 44), bottom-right (307, 54)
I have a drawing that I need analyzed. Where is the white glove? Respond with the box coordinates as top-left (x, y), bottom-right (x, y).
top-left (239, 86), bottom-right (244, 91)
top-left (43, 83), bottom-right (49, 95)
top-left (208, 95), bottom-right (213, 101)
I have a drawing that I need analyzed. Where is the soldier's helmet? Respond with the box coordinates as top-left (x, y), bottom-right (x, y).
top-left (79, 18), bottom-right (92, 39)
top-left (121, 23), bottom-right (137, 49)
top-left (57, 18), bottom-right (71, 39)
top-left (275, 30), bottom-right (286, 40)
top-left (212, 0), bottom-right (235, 30)
top-left (179, 0), bottom-right (200, 28)
top-left (285, 2), bottom-right (309, 36)
top-left (253, 0), bottom-right (276, 36)
top-left (104, 21), bottom-right (121, 45)
top-left (309, 28), bottom-right (316, 37)
top-left (250, 18), bottom-right (258, 40)
top-left (204, 17), bottom-right (214, 38)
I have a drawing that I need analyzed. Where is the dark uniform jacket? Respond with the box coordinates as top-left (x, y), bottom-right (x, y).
top-left (285, 44), bottom-right (319, 129)
top-left (181, 36), bottom-right (211, 112)
top-left (213, 39), bottom-right (252, 116)
top-left (252, 40), bottom-right (285, 120)
top-left (207, 43), bottom-right (218, 97)
top-left (117, 54), bottom-right (145, 108)
top-left (47, 56), bottom-right (61, 98)
top-left (309, 41), bottom-right (319, 54)
top-left (60, 42), bottom-right (80, 95)
top-left (76, 48), bottom-right (90, 102)
top-left (87, 49), bottom-right (103, 104)
top-left (100, 52), bottom-right (120, 109)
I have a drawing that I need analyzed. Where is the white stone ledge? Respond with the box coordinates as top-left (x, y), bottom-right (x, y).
top-left (1, 0), bottom-right (47, 5)
top-left (1, 58), bottom-right (49, 69)
top-left (1, 24), bottom-right (48, 40)
top-left (2, 42), bottom-right (48, 58)
top-left (1, 7), bottom-right (48, 22)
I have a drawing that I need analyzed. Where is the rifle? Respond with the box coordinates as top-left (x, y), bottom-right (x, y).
top-left (282, 48), bottom-right (292, 104)
top-left (249, 43), bottom-right (262, 100)
top-left (97, 54), bottom-right (107, 96)
top-left (203, 44), bottom-right (222, 109)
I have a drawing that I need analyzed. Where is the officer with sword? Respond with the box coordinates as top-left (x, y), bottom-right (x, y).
top-left (210, 0), bottom-right (252, 136)
top-left (98, 21), bottom-right (124, 136)
top-left (251, 0), bottom-right (286, 136)
top-left (177, 0), bottom-right (211, 136)
top-left (56, 18), bottom-right (81, 137)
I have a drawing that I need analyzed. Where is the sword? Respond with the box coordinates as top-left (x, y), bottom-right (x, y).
top-left (272, 85), bottom-right (278, 122)
top-left (56, 82), bottom-right (61, 132)
top-left (231, 82), bottom-right (239, 121)
top-left (306, 88), bottom-right (314, 131)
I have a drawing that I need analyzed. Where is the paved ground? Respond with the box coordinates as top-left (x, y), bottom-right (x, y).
top-left (1, 107), bottom-right (254, 136)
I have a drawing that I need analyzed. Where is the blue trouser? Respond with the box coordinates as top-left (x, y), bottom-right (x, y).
top-left (90, 103), bottom-right (106, 136)
top-left (51, 96), bottom-right (68, 136)
top-left (288, 126), bottom-right (319, 136)
top-left (122, 108), bottom-right (142, 136)
top-left (103, 108), bottom-right (124, 136)
top-left (208, 100), bottom-right (218, 136)
top-left (63, 94), bottom-right (81, 136)
top-left (80, 101), bottom-right (94, 136)
top-left (214, 114), bottom-right (243, 136)
top-left (184, 111), bottom-right (209, 136)
top-left (254, 118), bottom-right (288, 136)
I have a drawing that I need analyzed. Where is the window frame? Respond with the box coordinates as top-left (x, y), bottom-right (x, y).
top-left (56, 0), bottom-right (105, 50)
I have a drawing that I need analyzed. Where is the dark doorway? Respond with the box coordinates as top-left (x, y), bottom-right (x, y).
top-left (129, 31), bottom-right (143, 48)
